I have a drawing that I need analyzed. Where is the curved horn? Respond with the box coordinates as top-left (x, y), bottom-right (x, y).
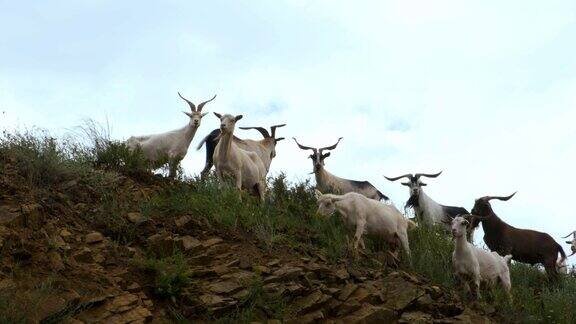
top-left (486, 192), bottom-right (517, 202)
top-left (239, 126), bottom-right (270, 138)
top-left (270, 124), bottom-right (286, 138)
top-left (562, 231), bottom-right (576, 239)
top-left (178, 92), bottom-right (196, 111)
top-left (197, 94), bottom-right (217, 112)
top-left (384, 174), bottom-right (413, 182)
top-left (319, 137), bottom-right (343, 153)
top-left (414, 171), bottom-right (443, 179)
top-left (292, 138), bottom-right (317, 152)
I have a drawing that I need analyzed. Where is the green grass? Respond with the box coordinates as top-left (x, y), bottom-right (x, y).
top-left (2, 126), bottom-right (576, 323)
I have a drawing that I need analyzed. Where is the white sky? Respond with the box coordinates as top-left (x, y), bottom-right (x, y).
top-left (1, 0), bottom-right (576, 260)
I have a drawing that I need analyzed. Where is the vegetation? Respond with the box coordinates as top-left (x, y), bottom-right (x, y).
top-left (1, 125), bottom-right (576, 323)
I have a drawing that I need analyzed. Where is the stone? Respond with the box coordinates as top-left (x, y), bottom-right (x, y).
top-left (106, 293), bottom-right (139, 312)
top-left (175, 215), bottom-right (191, 227)
top-left (399, 311), bottom-right (434, 323)
top-left (334, 268), bottom-right (349, 281)
top-left (74, 247), bottom-right (94, 263)
top-left (239, 256), bottom-right (252, 269)
top-left (293, 290), bottom-right (332, 315)
top-left (287, 310), bottom-right (324, 324)
top-left (208, 280), bottom-right (244, 295)
top-left (127, 282), bottom-right (141, 292)
top-left (107, 305), bottom-right (152, 323)
top-left (47, 251), bottom-right (64, 271)
top-left (203, 237), bottom-right (223, 247)
top-left (341, 304), bottom-right (396, 324)
top-left (199, 294), bottom-right (233, 308)
top-left (266, 259), bottom-right (281, 267)
top-left (20, 203), bottom-right (44, 230)
top-left (126, 212), bottom-right (144, 224)
top-left (338, 283), bottom-right (359, 301)
top-left (175, 235), bottom-right (201, 252)
top-left (272, 266), bottom-right (304, 281)
top-left (335, 299), bottom-right (362, 316)
top-left (85, 232), bottom-right (104, 244)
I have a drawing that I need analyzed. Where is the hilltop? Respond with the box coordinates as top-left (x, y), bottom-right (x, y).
top-left (0, 129), bottom-right (574, 323)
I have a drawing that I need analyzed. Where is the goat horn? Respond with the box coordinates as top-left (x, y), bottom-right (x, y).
top-left (292, 138), bottom-right (317, 152)
top-left (415, 171), bottom-right (443, 179)
top-left (383, 174), bottom-right (413, 182)
top-left (197, 94), bottom-right (217, 112)
top-left (562, 231), bottom-right (576, 239)
top-left (486, 192), bottom-right (517, 202)
top-left (178, 92), bottom-right (196, 112)
top-left (239, 126), bottom-right (270, 138)
top-left (319, 137), bottom-right (343, 153)
top-left (270, 124), bottom-right (286, 138)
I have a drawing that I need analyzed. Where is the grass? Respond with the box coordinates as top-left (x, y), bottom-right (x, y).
top-left (2, 125), bottom-right (576, 323)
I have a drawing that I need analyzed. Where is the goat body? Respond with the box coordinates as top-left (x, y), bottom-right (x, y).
top-left (471, 194), bottom-right (566, 279)
top-left (315, 190), bottom-right (412, 259)
top-left (294, 137), bottom-right (388, 201)
top-left (212, 114), bottom-right (267, 201)
top-left (451, 217), bottom-right (512, 299)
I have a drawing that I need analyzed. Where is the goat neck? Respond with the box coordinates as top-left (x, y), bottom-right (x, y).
top-left (216, 126), bottom-right (235, 158)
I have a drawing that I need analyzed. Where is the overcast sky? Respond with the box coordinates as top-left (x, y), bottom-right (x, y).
top-left (1, 0), bottom-right (576, 259)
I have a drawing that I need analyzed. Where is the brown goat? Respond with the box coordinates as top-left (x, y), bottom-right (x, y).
top-left (469, 192), bottom-right (566, 279)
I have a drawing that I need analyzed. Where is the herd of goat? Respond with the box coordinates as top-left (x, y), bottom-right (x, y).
top-left (125, 93), bottom-right (576, 299)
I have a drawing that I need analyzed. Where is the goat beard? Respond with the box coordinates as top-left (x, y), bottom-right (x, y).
top-left (405, 194), bottom-right (419, 209)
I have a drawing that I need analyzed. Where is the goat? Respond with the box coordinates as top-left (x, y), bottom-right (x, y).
top-left (294, 137), bottom-right (389, 201)
top-left (197, 124), bottom-right (286, 178)
top-left (212, 113), bottom-right (267, 201)
top-left (451, 216), bottom-right (512, 299)
top-left (562, 230), bottom-right (576, 257)
top-left (557, 257), bottom-right (568, 274)
top-left (384, 172), bottom-right (469, 230)
top-left (126, 92), bottom-right (215, 178)
top-left (314, 190), bottom-right (414, 261)
top-left (469, 193), bottom-right (567, 279)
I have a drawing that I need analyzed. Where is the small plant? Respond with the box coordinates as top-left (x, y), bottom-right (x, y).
top-left (139, 253), bottom-right (190, 299)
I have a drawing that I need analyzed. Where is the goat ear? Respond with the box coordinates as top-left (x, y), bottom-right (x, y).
top-left (314, 189), bottom-right (323, 199)
top-left (463, 219), bottom-right (470, 226)
top-left (567, 241), bottom-right (573, 244)
top-left (183, 111), bottom-right (193, 118)
top-left (213, 112), bottom-right (222, 119)
top-left (401, 182), bottom-right (410, 186)
top-left (419, 182), bottom-right (428, 186)
top-left (322, 152), bottom-right (331, 158)
top-left (235, 115), bottom-right (243, 121)
top-left (276, 137), bottom-right (285, 142)
top-left (201, 112), bottom-right (209, 118)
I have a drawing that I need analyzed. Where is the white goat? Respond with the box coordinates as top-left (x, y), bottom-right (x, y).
top-left (314, 190), bottom-right (415, 260)
top-left (294, 138), bottom-right (389, 201)
top-left (197, 124), bottom-right (286, 178)
top-left (451, 216), bottom-right (512, 299)
top-left (212, 113), bottom-right (267, 201)
top-left (126, 92), bottom-right (215, 178)
top-left (562, 230), bottom-right (576, 257)
top-left (557, 257), bottom-right (568, 274)
top-left (384, 172), bottom-right (468, 231)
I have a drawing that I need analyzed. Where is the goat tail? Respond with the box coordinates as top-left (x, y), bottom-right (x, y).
top-left (503, 254), bottom-right (513, 265)
top-left (377, 190), bottom-right (390, 201)
top-left (196, 134), bottom-right (210, 151)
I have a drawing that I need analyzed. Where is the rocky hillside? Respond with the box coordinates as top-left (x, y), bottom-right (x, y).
top-left (0, 135), bottom-right (503, 323)
top-left (8, 129), bottom-right (576, 323)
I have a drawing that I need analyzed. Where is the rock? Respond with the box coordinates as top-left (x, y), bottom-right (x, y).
top-left (74, 247), bottom-right (94, 263)
top-left (334, 268), bottom-right (349, 281)
top-left (399, 311), bottom-right (434, 323)
top-left (203, 237), bottom-right (223, 247)
top-left (20, 203), bottom-right (44, 230)
top-left (106, 305), bottom-right (152, 323)
top-left (208, 280), bottom-right (244, 295)
top-left (382, 273), bottom-right (427, 311)
top-left (272, 266), bottom-right (304, 281)
top-left (292, 290), bottom-right (332, 315)
top-left (267, 259), bottom-right (281, 267)
top-left (175, 235), bottom-right (201, 252)
top-left (199, 294), bottom-right (235, 308)
top-left (341, 304), bottom-right (396, 324)
top-left (175, 215), bottom-right (191, 227)
top-left (127, 282), bottom-right (141, 292)
top-left (335, 299), bottom-right (362, 316)
top-left (338, 283), bottom-right (359, 301)
top-left (106, 293), bottom-right (139, 312)
top-left (287, 310), bottom-right (324, 324)
top-left (239, 256), bottom-right (252, 269)
top-left (85, 232), bottom-right (104, 244)
top-left (126, 212), bottom-right (144, 224)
